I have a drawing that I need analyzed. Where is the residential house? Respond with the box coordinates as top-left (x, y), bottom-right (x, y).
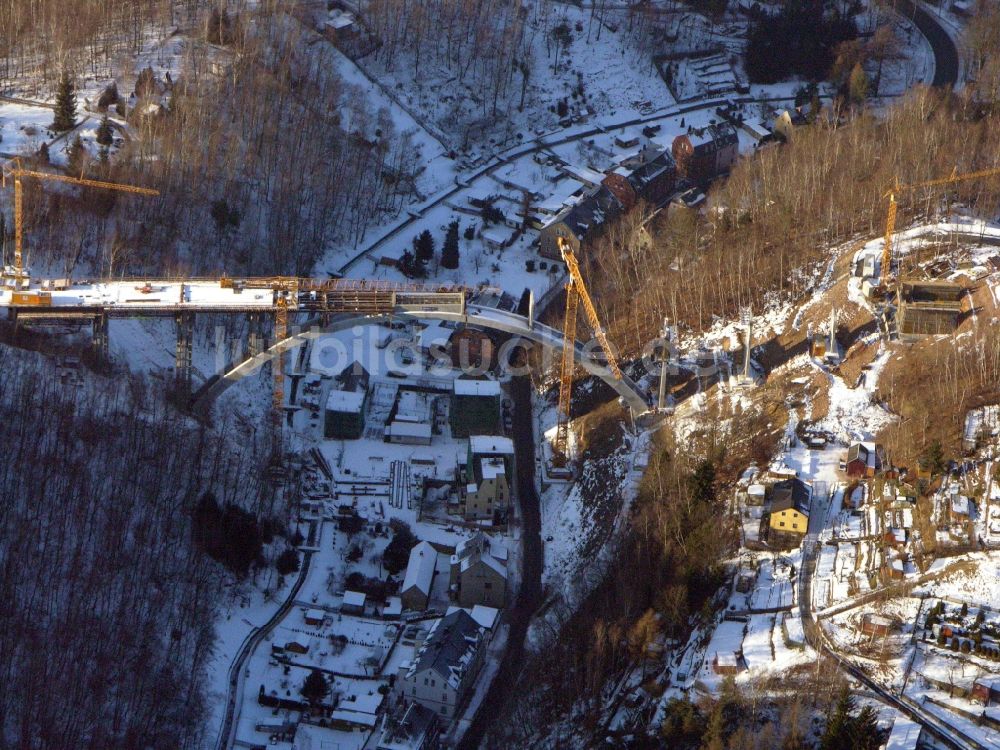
top-left (950, 494), bottom-right (973, 524)
top-left (375, 702), bottom-right (442, 750)
top-left (325, 389), bottom-right (367, 439)
top-left (972, 677), bottom-right (1000, 706)
top-left (845, 442), bottom-right (886, 478)
top-left (285, 640), bottom-right (309, 655)
top-left (666, 186), bottom-right (706, 219)
top-left (304, 609), bottom-right (325, 627)
top-left (400, 541), bottom-right (437, 611)
top-left (449, 532), bottom-right (508, 609)
top-left (625, 147), bottom-right (677, 207)
top-left (962, 405), bottom-right (1000, 454)
top-left (458, 436), bottom-right (515, 523)
top-left (768, 478), bottom-right (811, 543)
top-left (393, 609), bottom-right (487, 719)
top-left (601, 171), bottom-right (638, 213)
top-left (671, 123), bottom-right (739, 185)
top-left (539, 145), bottom-right (676, 259)
top-left (538, 185), bottom-right (624, 260)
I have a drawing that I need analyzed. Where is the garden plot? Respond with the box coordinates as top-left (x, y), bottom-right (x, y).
top-left (748, 557), bottom-right (794, 611)
top-left (272, 615), bottom-right (399, 677)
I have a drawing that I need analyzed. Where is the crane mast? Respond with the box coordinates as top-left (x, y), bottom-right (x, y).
top-left (554, 237), bottom-right (623, 463)
top-left (882, 166), bottom-right (1000, 283)
top-left (1, 158), bottom-right (159, 287)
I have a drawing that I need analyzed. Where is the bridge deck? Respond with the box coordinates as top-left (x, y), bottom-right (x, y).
top-left (0, 277), bottom-right (469, 317)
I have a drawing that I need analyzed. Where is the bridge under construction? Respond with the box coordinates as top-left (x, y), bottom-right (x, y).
top-left (1, 275), bottom-right (651, 422)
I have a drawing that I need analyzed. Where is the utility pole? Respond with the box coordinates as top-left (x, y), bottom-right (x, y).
top-left (827, 307), bottom-right (837, 358)
top-left (741, 307), bottom-right (753, 382)
top-left (658, 316), bottom-right (670, 411)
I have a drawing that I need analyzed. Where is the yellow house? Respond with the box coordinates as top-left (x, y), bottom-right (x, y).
top-left (768, 478), bottom-right (811, 536)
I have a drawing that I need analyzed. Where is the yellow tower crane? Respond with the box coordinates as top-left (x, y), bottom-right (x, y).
top-left (1, 158), bottom-right (159, 287)
top-left (554, 236), bottom-right (623, 463)
top-left (882, 166), bottom-right (1000, 283)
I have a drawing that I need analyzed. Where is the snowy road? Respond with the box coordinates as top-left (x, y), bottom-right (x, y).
top-left (215, 550), bottom-right (313, 750)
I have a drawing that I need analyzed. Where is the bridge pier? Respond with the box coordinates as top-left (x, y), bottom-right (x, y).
top-left (246, 312), bottom-right (266, 359)
top-left (175, 312), bottom-right (195, 393)
top-left (91, 313), bottom-right (109, 364)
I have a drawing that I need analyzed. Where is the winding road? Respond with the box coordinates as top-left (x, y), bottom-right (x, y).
top-left (336, 0), bottom-right (961, 279)
top-left (895, 0), bottom-right (960, 88)
top-left (215, 551), bottom-right (314, 750)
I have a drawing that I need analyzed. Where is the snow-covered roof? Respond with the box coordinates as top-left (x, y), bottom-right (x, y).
top-left (383, 597), bottom-right (402, 617)
top-left (385, 421), bottom-right (432, 440)
top-left (343, 590), bottom-right (366, 608)
top-left (469, 604), bottom-right (499, 629)
top-left (469, 435), bottom-right (514, 455)
top-left (330, 708), bottom-right (377, 727)
top-left (951, 495), bottom-right (971, 516)
top-left (480, 457), bottom-right (505, 481)
top-left (401, 541), bottom-right (436, 597)
top-left (305, 608), bottom-right (325, 622)
top-left (561, 163), bottom-right (605, 186)
top-left (327, 10), bottom-right (356, 29)
top-left (747, 483), bottom-right (766, 497)
top-left (446, 604), bottom-right (500, 630)
top-left (453, 379), bottom-right (501, 397)
top-left (406, 609), bottom-right (485, 689)
top-left (884, 714), bottom-right (921, 750)
top-left (462, 549), bottom-right (507, 580)
top-left (481, 225), bottom-right (513, 245)
top-left (714, 653), bottom-right (738, 667)
top-left (326, 389), bottom-right (366, 413)
top-left (416, 321), bottom-right (452, 350)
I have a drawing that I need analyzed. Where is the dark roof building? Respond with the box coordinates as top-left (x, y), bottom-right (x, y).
top-left (771, 477), bottom-right (811, 515)
top-left (846, 442), bottom-right (886, 478)
top-left (626, 148), bottom-right (677, 207)
top-left (672, 123), bottom-right (739, 185)
top-left (538, 185), bottom-right (625, 259)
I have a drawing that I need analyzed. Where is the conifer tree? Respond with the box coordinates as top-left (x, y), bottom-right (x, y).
top-left (96, 114), bottom-right (113, 146)
top-left (300, 669), bottom-right (329, 706)
top-left (67, 135), bottom-right (86, 175)
top-left (414, 229), bottom-right (435, 264)
top-left (441, 220), bottom-right (460, 269)
top-left (52, 71), bottom-right (77, 132)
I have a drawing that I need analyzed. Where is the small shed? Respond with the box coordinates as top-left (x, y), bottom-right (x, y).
top-left (385, 421), bottom-right (433, 445)
top-left (712, 652), bottom-right (740, 675)
top-left (861, 613), bottom-right (894, 637)
top-left (342, 590), bottom-right (366, 615)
